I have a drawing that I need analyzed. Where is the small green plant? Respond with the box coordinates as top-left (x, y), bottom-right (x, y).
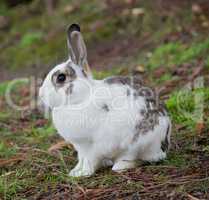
top-left (20, 32), bottom-right (43, 47)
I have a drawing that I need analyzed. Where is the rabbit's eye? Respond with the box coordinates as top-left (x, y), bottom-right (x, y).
top-left (57, 73), bottom-right (66, 83)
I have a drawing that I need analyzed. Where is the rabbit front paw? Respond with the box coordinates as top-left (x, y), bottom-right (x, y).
top-left (69, 158), bottom-right (95, 177)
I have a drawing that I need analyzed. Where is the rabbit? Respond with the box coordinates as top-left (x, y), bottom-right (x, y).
top-left (39, 24), bottom-right (171, 177)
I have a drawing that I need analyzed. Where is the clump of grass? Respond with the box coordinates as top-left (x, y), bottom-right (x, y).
top-left (0, 168), bottom-right (35, 200)
top-left (20, 32), bottom-right (44, 47)
top-left (0, 142), bottom-right (17, 158)
top-left (166, 87), bottom-right (209, 128)
top-left (149, 42), bottom-right (182, 69)
top-left (148, 38), bottom-right (209, 69)
top-left (30, 124), bottom-right (55, 139)
top-left (164, 152), bottom-right (188, 167)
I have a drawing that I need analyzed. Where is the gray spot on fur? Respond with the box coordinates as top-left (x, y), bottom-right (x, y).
top-left (134, 110), bottom-right (159, 140)
top-left (66, 83), bottom-right (74, 95)
top-left (132, 89), bottom-right (168, 142)
top-left (82, 69), bottom-right (87, 78)
top-left (104, 76), bottom-right (143, 90)
top-left (102, 104), bottom-right (109, 112)
top-left (127, 89), bottom-right (131, 96)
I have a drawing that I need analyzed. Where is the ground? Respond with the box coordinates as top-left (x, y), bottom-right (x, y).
top-left (0, 0), bottom-right (209, 199)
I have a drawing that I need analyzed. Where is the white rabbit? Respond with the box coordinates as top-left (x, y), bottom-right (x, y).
top-left (39, 24), bottom-right (171, 177)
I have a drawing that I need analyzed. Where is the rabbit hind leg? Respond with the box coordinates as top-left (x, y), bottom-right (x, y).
top-left (139, 141), bottom-right (166, 162)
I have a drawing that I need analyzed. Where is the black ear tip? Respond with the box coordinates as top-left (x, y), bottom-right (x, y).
top-left (68, 23), bottom-right (81, 33)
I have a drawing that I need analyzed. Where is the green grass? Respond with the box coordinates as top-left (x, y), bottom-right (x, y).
top-left (148, 38), bottom-right (209, 69)
top-left (205, 55), bottom-right (209, 69)
top-left (0, 82), bottom-right (9, 96)
top-left (20, 32), bottom-right (44, 48)
top-left (164, 152), bottom-right (188, 168)
top-left (166, 87), bottom-right (209, 128)
top-left (0, 0), bottom-right (120, 70)
top-left (0, 142), bottom-right (17, 159)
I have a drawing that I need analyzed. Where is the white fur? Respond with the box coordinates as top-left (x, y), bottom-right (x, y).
top-left (39, 58), bottom-right (171, 177)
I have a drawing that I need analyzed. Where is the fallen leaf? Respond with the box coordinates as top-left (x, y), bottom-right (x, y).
top-left (172, 63), bottom-right (192, 76)
top-left (195, 122), bottom-right (204, 135)
top-left (131, 8), bottom-right (145, 16)
top-left (187, 193), bottom-right (200, 200)
top-left (192, 4), bottom-right (202, 14)
top-left (189, 66), bottom-right (203, 81)
top-left (134, 65), bottom-right (145, 73)
top-left (34, 119), bottom-right (48, 127)
top-left (63, 5), bottom-right (76, 14)
top-left (153, 67), bottom-right (167, 78)
top-left (0, 16), bottom-right (10, 30)
top-left (175, 124), bottom-right (187, 131)
top-left (202, 21), bottom-right (209, 28)
top-left (0, 154), bottom-right (26, 167)
top-left (48, 141), bottom-right (73, 154)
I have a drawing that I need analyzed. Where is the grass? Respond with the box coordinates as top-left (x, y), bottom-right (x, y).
top-left (166, 87), bottom-right (209, 128)
top-left (0, 82), bottom-right (9, 96)
top-left (0, 142), bottom-right (17, 158)
top-left (148, 38), bottom-right (209, 69)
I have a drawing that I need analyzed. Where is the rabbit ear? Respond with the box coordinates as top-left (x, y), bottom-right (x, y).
top-left (67, 24), bottom-right (91, 75)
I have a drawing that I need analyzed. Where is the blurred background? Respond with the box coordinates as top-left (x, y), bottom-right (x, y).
top-left (0, 0), bottom-right (209, 81)
top-left (0, 1), bottom-right (209, 199)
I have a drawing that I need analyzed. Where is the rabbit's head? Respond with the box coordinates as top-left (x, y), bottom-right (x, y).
top-left (39, 24), bottom-right (92, 109)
